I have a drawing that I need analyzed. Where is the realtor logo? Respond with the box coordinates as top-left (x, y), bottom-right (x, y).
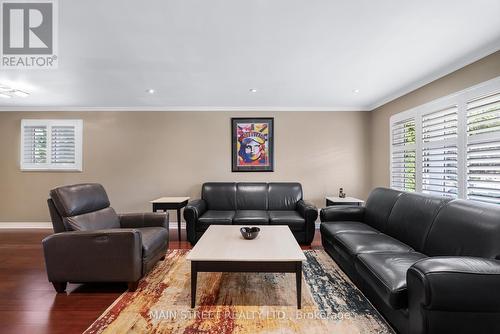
top-left (1, 0), bottom-right (58, 68)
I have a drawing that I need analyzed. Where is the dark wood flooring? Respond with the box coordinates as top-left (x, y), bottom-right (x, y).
top-left (0, 228), bottom-right (323, 334)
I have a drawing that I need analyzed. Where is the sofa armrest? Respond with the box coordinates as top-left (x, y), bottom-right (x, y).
top-left (320, 206), bottom-right (365, 222)
top-left (408, 257), bottom-right (500, 334)
top-left (119, 212), bottom-right (169, 229)
top-left (183, 199), bottom-right (207, 244)
top-left (297, 200), bottom-right (318, 245)
top-left (42, 229), bottom-right (143, 283)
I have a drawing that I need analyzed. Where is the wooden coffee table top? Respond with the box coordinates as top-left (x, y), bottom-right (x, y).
top-left (187, 225), bottom-right (306, 262)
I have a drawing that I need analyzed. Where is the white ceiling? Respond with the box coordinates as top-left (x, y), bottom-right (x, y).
top-left (1, 0), bottom-right (500, 111)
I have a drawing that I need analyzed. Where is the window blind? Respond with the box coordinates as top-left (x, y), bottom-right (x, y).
top-left (391, 118), bottom-right (416, 191)
top-left (466, 92), bottom-right (500, 204)
top-left (421, 107), bottom-right (459, 198)
top-left (21, 120), bottom-right (82, 171)
top-left (23, 125), bottom-right (48, 164)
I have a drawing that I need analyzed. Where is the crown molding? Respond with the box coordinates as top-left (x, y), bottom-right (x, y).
top-left (0, 106), bottom-right (369, 112)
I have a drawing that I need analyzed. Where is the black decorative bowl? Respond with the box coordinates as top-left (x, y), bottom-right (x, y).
top-left (240, 226), bottom-right (260, 240)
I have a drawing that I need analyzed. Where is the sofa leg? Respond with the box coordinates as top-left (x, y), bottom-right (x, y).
top-left (52, 281), bottom-right (67, 293)
top-left (128, 281), bottom-right (139, 292)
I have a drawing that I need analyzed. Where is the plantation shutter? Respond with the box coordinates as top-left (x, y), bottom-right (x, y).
top-left (51, 126), bottom-right (76, 164)
top-left (391, 118), bottom-right (416, 191)
top-left (466, 92), bottom-right (500, 204)
top-left (421, 106), bottom-right (459, 198)
top-left (21, 120), bottom-right (82, 171)
top-left (23, 125), bottom-right (48, 164)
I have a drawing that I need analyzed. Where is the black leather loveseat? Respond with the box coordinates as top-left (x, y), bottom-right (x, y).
top-left (184, 182), bottom-right (318, 245)
top-left (320, 187), bottom-right (500, 334)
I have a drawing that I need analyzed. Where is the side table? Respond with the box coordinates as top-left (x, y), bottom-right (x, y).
top-left (150, 197), bottom-right (190, 241)
top-left (325, 196), bottom-right (364, 207)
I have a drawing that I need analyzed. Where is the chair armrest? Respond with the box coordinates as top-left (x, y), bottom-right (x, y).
top-left (408, 257), bottom-right (500, 312)
top-left (408, 257), bottom-right (500, 333)
top-left (42, 229), bottom-right (143, 283)
top-left (119, 212), bottom-right (169, 229)
top-left (320, 206), bottom-right (365, 222)
top-left (296, 200), bottom-right (318, 245)
top-left (183, 199), bottom-right (207, 244)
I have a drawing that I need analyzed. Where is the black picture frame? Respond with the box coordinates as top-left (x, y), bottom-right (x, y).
top-left (231, 117), bottom-right (274, 172)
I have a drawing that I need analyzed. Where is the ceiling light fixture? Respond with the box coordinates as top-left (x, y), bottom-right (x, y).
top-left (249, 88), bottom-right (258, 93)
top-left (352, 89), bottom-right (360, 94)
top-left (13, 90), bottom-right (29, 98)
top-left (146, 88), bottom-right (155, 94)
top-left (0, 84), bottom-right (30, 98)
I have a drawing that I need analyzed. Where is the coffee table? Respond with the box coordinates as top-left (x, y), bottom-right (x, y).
top-left (186, 225), bottom-right (306, 309)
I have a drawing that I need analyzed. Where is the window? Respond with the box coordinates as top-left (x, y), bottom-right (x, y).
top-left (21, 119), bottom-right (83, 171)
top-left (466, 92), bottom-right (500, 204)
top-left (390, 77), bottom-right (500, 204)
top-left (391, 118), bottom-right (416, 191)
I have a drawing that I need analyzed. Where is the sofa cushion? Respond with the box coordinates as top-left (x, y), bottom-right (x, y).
top-left (424, 199), bottom-right (500, 258)
top-left (233, 210), bottom-right (269, 224)
top-left (364, 187), bottom-right (403, 232)
top-left (268, 183), bottom-right (302, 210)
top-left (236, 183), bottom-right (268, 210)
top-left (136, 227), bottom-right (168, 259)
top-left (355, 252), bottom-right (427, 309)
top-left (334, 232), bottom-right (414, 262)
top-left (321, 221), bottom-right (378, 239)
top-left (63, 207), bottom-right (120, 231)
top-left (385, 192), bottom-right (450, 252)
top-left (198, 210), bottom-right (235, 230)
top-left (269, 210), bottom-right (305, 231)
top-left (202, 183), bottom-right (237, 210)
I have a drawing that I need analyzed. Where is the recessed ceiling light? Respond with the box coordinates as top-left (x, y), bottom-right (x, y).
top-left (249, 88), bottom-right (258, 93)
top-left (0, 92), bottom-right (12, 99)
top-left (146, 88), bottom-right (155, 94)
top-left (353, 89), bottom-right (360, 94)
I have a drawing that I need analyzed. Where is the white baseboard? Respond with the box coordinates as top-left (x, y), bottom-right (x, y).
top-left (0, 221), bottom-right (320, 229)
top-left (0, 222), bottom-right (53, 229)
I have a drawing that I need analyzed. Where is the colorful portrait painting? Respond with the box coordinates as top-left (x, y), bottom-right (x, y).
top-left (231, 118), bottom-right (274, 172)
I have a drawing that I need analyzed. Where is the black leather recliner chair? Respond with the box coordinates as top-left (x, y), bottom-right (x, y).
top-left (43, 183), bottom-right (169, 293)
top-left (320, 187), bottom-right (500, 334)
top-left (184, 182), bottom-right (318, 245)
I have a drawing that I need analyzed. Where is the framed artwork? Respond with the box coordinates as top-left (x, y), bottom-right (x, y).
top-left (231, 117), bottom-right (274, 172)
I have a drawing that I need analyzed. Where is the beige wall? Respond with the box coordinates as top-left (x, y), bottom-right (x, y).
top-left (370, 51), bottom-right (500, 189)
top-left (0, 111), bottom-right (371, 222)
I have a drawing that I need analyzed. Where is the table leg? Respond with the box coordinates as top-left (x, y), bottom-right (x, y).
top-left (296, 262), bottom-right (302, 309)
top-left (177, 208), bottom-right (181, 241)
top-left (191, 261), bottom-right (197, 308)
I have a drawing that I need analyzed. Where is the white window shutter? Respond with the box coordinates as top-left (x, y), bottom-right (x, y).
top-left (421, 106), bottom-right (459, 198)
top-left (20, 119), bottom-right (83, 171)
top-left (22, 125), bottom-right (48, 164)
top-left (466, 92), bottom-right (500, 204)
top-left (391, 118), bottom-right (416, 191)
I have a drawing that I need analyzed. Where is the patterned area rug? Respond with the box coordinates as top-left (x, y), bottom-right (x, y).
top-left (84, 249), bottom-right (394, 334)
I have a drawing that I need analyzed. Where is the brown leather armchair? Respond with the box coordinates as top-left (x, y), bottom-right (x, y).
top-left (43, 183), bottom-right (169, 293)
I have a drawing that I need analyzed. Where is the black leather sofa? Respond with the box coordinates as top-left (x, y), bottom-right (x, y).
top-left (320, 187), bottom-right (500, 334)
top-left (43, 183), bottom-right (169, 292)
top-left (184, 182), bottom-right (318, 245)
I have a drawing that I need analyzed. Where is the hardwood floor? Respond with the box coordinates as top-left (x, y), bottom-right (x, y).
top-left (0, 228), bottom-right (323, 334)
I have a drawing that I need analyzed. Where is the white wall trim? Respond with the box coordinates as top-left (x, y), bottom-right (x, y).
top-left (0, 106), bottom-right (369, 112)
top-left (0, 221), bottom-right (321, 229)
top-left (0, 222), bottom-right (53, 229)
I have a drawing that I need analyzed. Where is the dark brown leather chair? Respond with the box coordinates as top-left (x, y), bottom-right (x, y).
top-left (42, 183), bottom-right (169, 293)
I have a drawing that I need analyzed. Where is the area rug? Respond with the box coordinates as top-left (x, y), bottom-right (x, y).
top-left (84, 249), bottom-right (394, 334)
